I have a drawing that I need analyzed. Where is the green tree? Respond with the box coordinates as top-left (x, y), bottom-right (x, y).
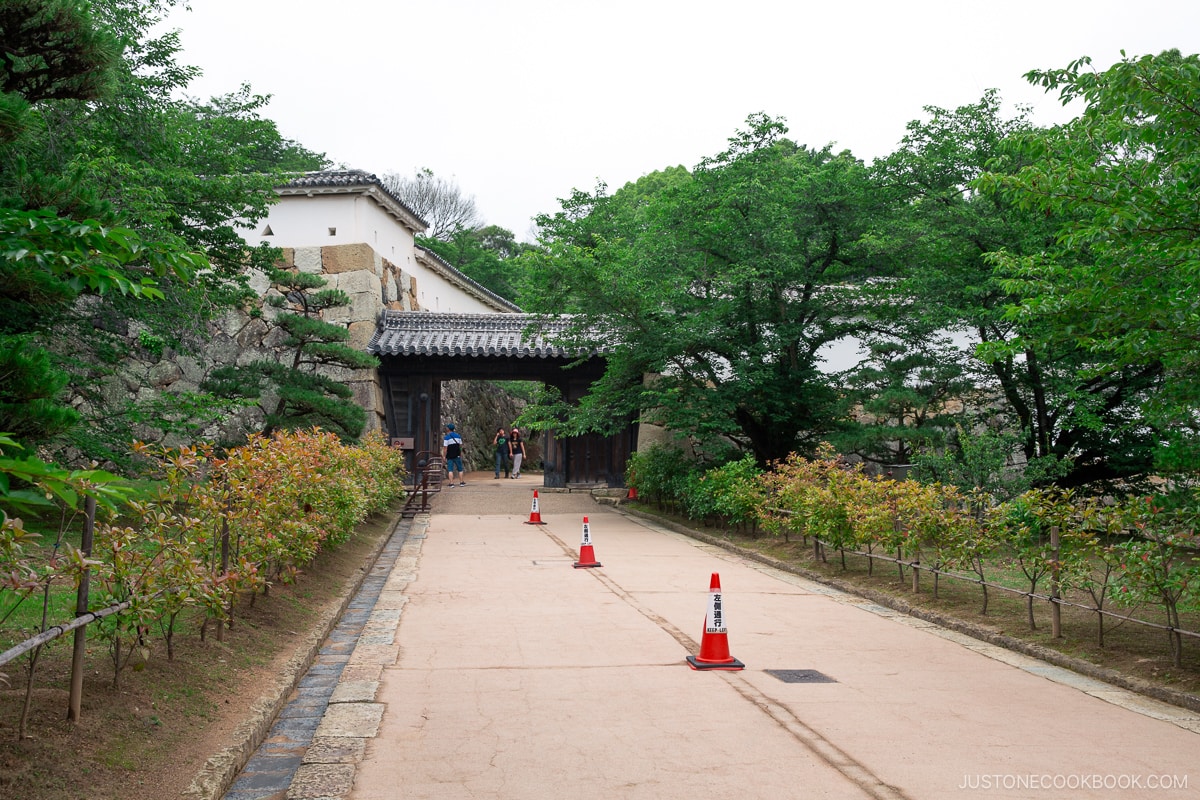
top-left (832, 340), bottom-right (975, 468)
top-left (418, 224), bottom-right (527, 302)
top-left (0, 210), bottom-right (205, 443)
top-left (0, 0), bottom-right (118, 141)
top-left (0, 0), bottom-right (326, 459)
top-left (520, 115), bottom-right (883, 465)
top-left (202, 267), bottom-right (378, 442)
top-left (870, 91), bottom-right (1163, 490)
top-left (977, 50), bottom-right (1200, 475)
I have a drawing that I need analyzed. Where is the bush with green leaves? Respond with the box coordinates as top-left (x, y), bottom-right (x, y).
top-left (1111, 494), bottom-right (1200, 668)
top-left (79, 429), bottom-right (406, 685)
top-left (683, 455), bottom-right (764, 532)
top-left (626, 443), bottom-right (699, 514)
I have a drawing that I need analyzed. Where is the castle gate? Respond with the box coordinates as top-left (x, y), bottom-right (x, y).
top-left (368, 311), bottom-right (636, 489)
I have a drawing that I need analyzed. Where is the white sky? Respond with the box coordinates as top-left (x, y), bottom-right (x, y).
top-left (163, 0), bottom-right (1200, 240)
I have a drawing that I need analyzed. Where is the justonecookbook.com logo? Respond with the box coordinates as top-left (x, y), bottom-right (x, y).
top-left (958, 774), bottom-right (1188, 791)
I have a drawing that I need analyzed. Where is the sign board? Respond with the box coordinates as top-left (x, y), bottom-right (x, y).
top-left (705, 590), bottom-right (727, 634)
top-left (391, 437), bottom-right (415, 450)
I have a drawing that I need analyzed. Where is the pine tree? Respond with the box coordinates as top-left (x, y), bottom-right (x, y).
top-left (203, 266), bottom-right (378, 442)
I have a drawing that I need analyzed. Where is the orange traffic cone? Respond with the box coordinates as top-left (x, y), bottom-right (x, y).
top-left (686, 572), bottom-right (745, 671)
top-left (523, 490), bottom-right (546, 525)
top-left (573, 516), bottom-right (602, 568)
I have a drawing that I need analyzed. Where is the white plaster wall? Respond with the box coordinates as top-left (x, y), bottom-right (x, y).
top-left (412, 273), bottom-right (502, 314)
top-left (241, 195), bottom-right (419, 267)
top-left (240, 192), bottom-right (507, 314)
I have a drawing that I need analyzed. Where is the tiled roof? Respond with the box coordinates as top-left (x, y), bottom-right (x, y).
top-left (368, 312), bottom-right (597, 358)
top-left (277, 169), bottom-right (428, 231)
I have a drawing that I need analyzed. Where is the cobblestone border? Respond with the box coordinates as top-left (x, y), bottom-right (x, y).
top-left (183, 510), bottom-right (410, 800)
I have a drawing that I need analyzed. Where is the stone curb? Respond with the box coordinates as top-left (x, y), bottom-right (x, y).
top-left (183, 510), bottom-right (408, 800)
top-left (616, 504), bottom-right (1200, 716)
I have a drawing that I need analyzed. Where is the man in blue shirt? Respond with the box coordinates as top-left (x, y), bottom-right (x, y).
top-left (443, 423), bottom-right (465, 486)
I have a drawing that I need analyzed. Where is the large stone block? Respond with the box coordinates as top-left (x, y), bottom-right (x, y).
top-left (236, 347), bottom-right (268, 367)
top-left (294, 246), bottom-right (322, 274)
top-left (349, 379), bottom-right (381, 413)
top-left (114, 361), bottom-right (146, 392)
top-left (217, 308), bottom-right (251, 338)
top-left (247, 268), bottom-right (272, 296)
top-left (148, 360), bottom-right (183, 388)
top-left (347, 320), bottom-right (377, 351)
top-left (332, 269), bottom-right (382, 297)
top-left (235, 317), bottom-right (271, 350)
top-left (323, 291), bottom-right (380, 326)
top-left (262, 325), bottom-right (291, 349)
top-left (203, 334), bottom-right (241, 366)
top-left (175, 355), bottom-right (206, 384)
top-left (322, 243), bottom-right (375, 274)
top-left (165, 379), bottom-right (201, 395)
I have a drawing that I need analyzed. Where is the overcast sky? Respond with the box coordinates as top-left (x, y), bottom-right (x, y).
top-left (163, 1), bottom-right (1200, 240)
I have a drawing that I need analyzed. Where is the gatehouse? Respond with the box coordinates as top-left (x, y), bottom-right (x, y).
top-left (239, 169), bottom-right (637, 488)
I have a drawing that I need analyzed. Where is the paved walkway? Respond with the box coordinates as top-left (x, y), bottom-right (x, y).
top-left (218, 473), bottom-right (1199, 800)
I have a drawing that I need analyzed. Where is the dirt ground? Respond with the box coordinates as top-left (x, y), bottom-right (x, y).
top-left (0, 510), bottom-right (398, 800)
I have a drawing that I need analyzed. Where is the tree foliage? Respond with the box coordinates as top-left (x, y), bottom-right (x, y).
top-left (0, 0), bottom-right (119, 141)
top-left (520, 115), bottom-right (883, 464)
top-left (870, 91), bottom-right (1164, 489)
top-left (0, 0), bottom-right (326, 457)
top-left (418, 224), bottom-right (528, 302)
top-left (977, 50), bottom-right (1200, 473)
top-left (832, 340), bottom-right (975, 468)
top-left (202, 267), bottom-right (377, 442)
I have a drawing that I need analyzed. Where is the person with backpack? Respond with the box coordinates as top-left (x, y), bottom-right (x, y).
top-left (443, 423), bottom-right (465, 486)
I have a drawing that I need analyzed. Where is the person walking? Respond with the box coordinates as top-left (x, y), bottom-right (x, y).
top-left (443, 423), bottom-right (465, 486)
top-left (492, 427), bottom-right (510, 479)
top-left (508, 427), bottom-right (526, 479)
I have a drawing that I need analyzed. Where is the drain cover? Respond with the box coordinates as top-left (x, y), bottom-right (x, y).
top-left (765, 669), bottom-right (836, 684)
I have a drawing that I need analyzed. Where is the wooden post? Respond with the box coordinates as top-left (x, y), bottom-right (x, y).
top-left (217, 504), bottom-right (230, 642)
top-left (68, 496), bottom-right (96, 722)
top-left (1050, 525), bottom-right (1062, 639)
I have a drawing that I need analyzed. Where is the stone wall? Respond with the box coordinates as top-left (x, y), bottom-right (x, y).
top-left (71, 243), bottom-right (413, 453)
top-left (64, 245), bottom-right (555, 473)
top-left (440, 380), bottom-right (530, 473)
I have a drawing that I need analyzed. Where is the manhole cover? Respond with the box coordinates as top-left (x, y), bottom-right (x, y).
top-left (765, 669), bottom-right (836, 684)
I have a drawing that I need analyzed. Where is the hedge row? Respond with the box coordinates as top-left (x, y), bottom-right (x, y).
top-left (627, 443), bottom-right (1200, 667)
top-left (0, 430), bottom-right (407, 678)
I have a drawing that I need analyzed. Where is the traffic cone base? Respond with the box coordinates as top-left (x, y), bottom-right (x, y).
top-left (686, 654), bottom-right (745, 671)
top-left (573, 544), bottom-right (602, 568)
